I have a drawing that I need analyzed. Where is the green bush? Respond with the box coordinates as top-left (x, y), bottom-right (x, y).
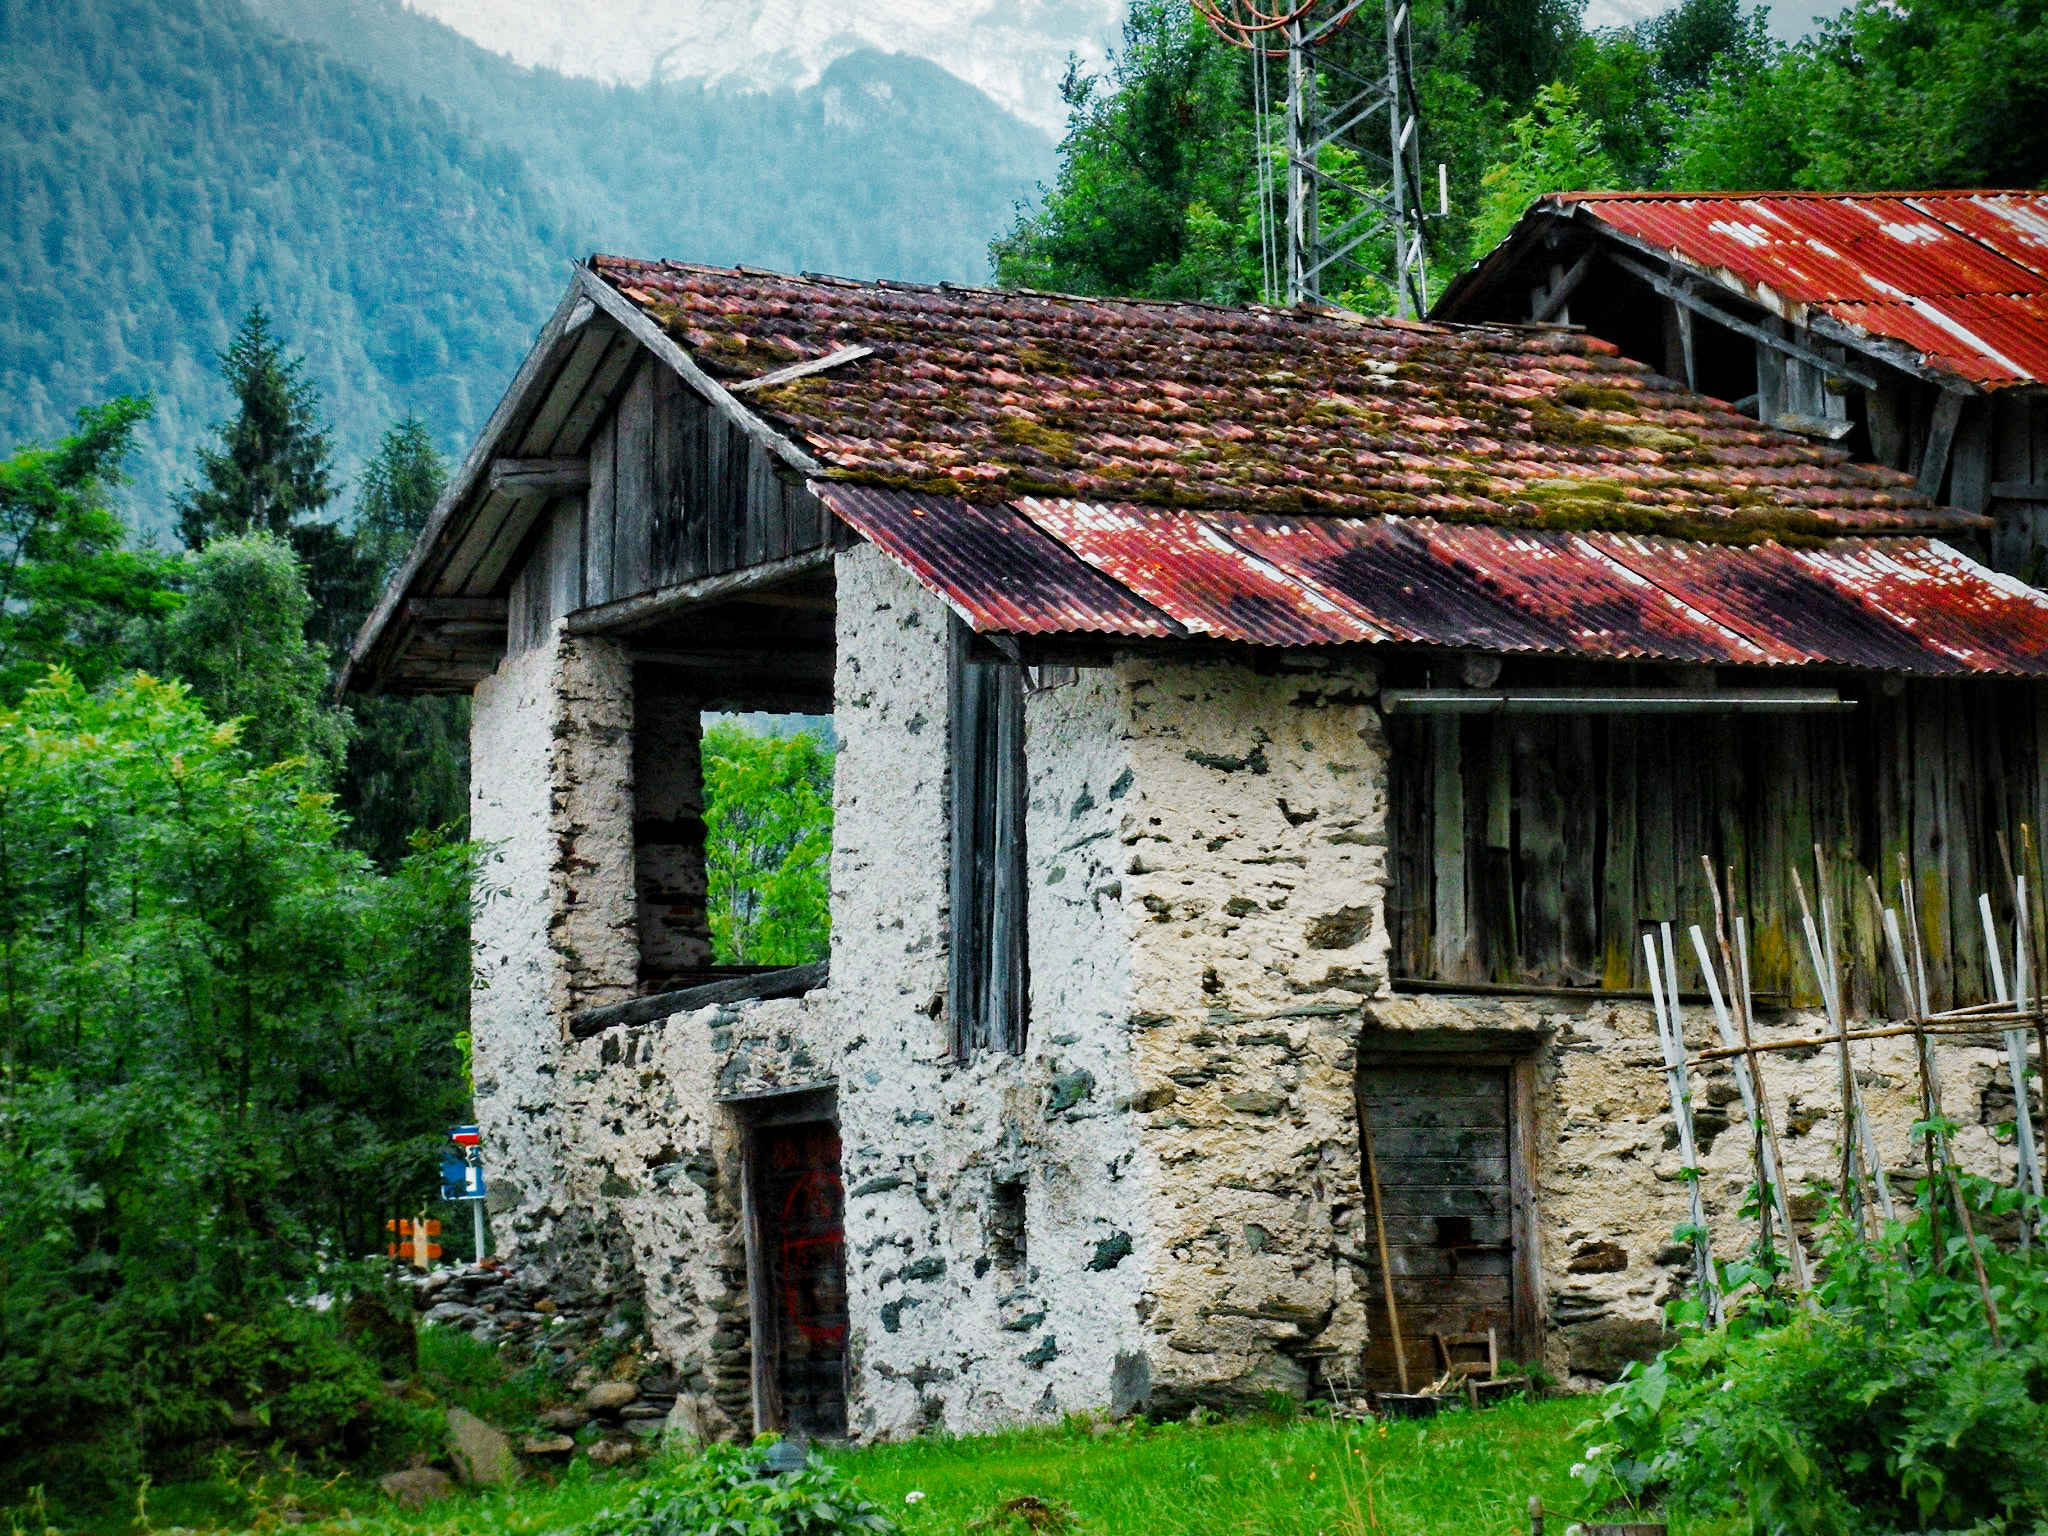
top-left (1577, 1179), bottom-right (2048, 1534)
top-left (581, 1441), bottom-right (897, 1536)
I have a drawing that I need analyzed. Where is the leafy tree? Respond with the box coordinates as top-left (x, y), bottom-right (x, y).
top-left (1458, 0), bottom-right (1586, 107)
top-left (1667, 0), bottom-right (2048, 191)
top-left (161, 532), bottom-right (349, 776)
top-left (0, 668), bottom-right (472, 1499)
top-left (0, 397), bottom-right (180, 701)
top-left (703, 721), bottom-right (834, 966)
top-left (1468, 83), bottom-right (1618, 259)
top-left (992, 0), bottom-right (1257, 302)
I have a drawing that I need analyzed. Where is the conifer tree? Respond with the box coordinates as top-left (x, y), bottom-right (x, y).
top-left (175, 309), bottom-right (337, 546)
top-left (175, 309), bottom-right (371, 660)
top-left (337, 419), bottom-right (468, 867)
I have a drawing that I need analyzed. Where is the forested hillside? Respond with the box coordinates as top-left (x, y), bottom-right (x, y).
top-left (0, 0), bottom-right (1049, 528)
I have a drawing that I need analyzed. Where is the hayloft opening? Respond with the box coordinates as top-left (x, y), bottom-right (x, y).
top-left (623, 567), bottom-right (837, 996)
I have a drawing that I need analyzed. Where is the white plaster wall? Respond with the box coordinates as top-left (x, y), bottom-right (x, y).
top-left (827, 546), bottom-right (1149, 1438)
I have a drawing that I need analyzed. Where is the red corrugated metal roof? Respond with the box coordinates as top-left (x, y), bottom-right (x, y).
top-left (820, 485), bottom-right (2048, 676)
top-left (1554, 192), bottom-right (2048, 388)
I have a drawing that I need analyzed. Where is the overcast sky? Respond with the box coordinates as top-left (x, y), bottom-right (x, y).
top-left (404, 0), bottom-right (1846, 133)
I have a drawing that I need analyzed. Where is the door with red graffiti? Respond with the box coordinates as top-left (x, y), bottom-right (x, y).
top-left (755, 1120), bottom-right (848, 1438)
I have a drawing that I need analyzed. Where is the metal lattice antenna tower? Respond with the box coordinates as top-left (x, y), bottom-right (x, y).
top-left (1195, 0), bottom-right (1431, 317)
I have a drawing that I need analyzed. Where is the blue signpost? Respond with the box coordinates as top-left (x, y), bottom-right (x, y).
top-left (443, 1124), bottom-right (488, 1261)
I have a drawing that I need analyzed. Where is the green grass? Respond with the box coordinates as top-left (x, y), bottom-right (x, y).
top-left (27, 1395), bottom-right (1739, 1536)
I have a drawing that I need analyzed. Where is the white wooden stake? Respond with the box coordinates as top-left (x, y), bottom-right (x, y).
top-left (1646, 929), bottom-right (1720, 1324)
top-left (1688, 925), bottom-right (1811, 1293)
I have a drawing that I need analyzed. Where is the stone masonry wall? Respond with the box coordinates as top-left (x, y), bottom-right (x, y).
top-left (1112, 655), bottom-right (1385, 1411)
top-left (471, 546), bottom-right (2032, 1438)
top-left (470, 630), bottom-right (638, 1289)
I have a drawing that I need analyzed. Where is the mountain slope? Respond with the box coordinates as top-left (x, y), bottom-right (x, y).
top-left (0, 0), bottom-right (564, 523)
top-left (0, 0), bottom-right (1050, 526)
top-left (250, 0), bottom-right (1052, 282)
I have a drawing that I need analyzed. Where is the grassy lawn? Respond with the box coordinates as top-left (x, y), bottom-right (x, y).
top-left (54, 1395), bottom-right (1725, 1536)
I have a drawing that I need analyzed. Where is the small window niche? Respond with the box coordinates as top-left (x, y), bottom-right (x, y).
top-left (988, 1176), bottom-right (1027, 1273)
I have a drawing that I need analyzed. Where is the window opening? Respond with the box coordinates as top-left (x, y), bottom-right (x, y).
top-left (699, 710), bottom-right (836, 969)
top-left (949, 621), bottom-right (1028, 1057)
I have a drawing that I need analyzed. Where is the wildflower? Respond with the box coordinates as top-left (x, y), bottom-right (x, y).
top-left (905, 1491), bottom-right (926, 1505)
top-left (1570, 1463), bottom-right (1586, 1479)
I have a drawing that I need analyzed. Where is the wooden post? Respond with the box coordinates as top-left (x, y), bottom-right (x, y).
top-left (1689, 917), bottom-right (1810, 1294)
top-left (1794, 867), bottom-right (1866, 1235)
top-left (1358, 1095), bottom-right (1411, 1394)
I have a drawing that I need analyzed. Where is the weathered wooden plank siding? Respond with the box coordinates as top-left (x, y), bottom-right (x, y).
top-left (530, 349), bottom-right (839, 617)
top-left (1389, 684), bottom-right (2048, 1011)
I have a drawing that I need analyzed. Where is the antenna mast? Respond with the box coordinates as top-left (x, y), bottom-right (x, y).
top-left (1195, 0), bottom-right (1430, 317)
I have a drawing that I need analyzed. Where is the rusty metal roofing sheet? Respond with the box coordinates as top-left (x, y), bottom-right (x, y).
top-left (1790, 540), bottom-right (2048, 674)
top-left (1581, 534), bottom-right (1956, 673)
top-left (1554, 192), bottom-right (2048, 387)
top-left (817, 485), bottom-right (1178, 637)
top-left (829, 488), bottom-right (2048, 676)
top-left (1014, 499), bottom-right (1377, 645)
top-left (1399, 521), bottom-right (1772, 665)
top-left (1194, 512), bottom-right (1575, 653)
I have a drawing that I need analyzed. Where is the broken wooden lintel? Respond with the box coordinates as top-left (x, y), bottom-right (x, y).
top-left (728, 346), bottom-right (874, 394)
top-left (564, 546), bottom-right (837, 635)
top-left (570, 961), bottom-right (829, 1039)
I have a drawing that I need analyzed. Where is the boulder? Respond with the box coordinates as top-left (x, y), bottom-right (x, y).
top-left (521, 1434), bottom-right (576, 1460)
top-left (380, 1468), bottom-right (455, 1509)
top-left (538, 1405), bottom-right (588, 1432)
top-left (586, 1381), bottom-right (639, 1412)
top-left (446, 1407), bottom-right (518, 1486)
top-left (587, 1437), bottom-right (638, 1469)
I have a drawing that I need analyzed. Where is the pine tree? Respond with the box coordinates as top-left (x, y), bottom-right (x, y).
top-left (175, 309), bottom-right (337, 547)
top-left (174, 309), bottom-right (373, 660)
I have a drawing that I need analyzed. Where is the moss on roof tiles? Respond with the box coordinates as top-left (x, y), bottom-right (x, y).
top-left (594, 255), bottom-right (1982, 541)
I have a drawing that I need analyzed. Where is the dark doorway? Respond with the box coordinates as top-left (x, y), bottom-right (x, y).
top-left (1357, 1057), bottom-right (1535, 1388)
top-left (747, 1114), bottom-right (848, 1439)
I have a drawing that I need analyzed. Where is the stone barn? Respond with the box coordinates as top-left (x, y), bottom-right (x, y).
top-left (345, 256), bottom-right (2048, 1442)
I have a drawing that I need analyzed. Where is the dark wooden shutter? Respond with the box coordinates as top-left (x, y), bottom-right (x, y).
top-left (1359, 1061), bottom-right (1518, 1389)
top-left (949, 621), bottom-right (1028, 1057)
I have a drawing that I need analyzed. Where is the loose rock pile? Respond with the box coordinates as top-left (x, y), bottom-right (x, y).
top-left (392, 1259), bottom-right (694, 1496)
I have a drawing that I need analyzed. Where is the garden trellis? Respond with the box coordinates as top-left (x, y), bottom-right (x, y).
top-left (1645, 834), bottom-right (2048, 1321)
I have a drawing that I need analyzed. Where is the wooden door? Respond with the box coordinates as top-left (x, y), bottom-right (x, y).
top-left (1357, 1061), bottom-right (1525, 1389)
top-left (753, 1120), bottom-right (848, 1438)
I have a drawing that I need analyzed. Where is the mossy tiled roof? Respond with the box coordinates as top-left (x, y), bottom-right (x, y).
top-left (594, 255), bottom-right (1980, 544)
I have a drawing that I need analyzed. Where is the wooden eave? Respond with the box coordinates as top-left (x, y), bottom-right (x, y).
top-left (340, 263), bottom-right (824, 696)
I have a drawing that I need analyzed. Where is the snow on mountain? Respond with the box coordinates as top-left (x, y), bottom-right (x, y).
top-left (399, 0), bottom-right (1122, 133)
